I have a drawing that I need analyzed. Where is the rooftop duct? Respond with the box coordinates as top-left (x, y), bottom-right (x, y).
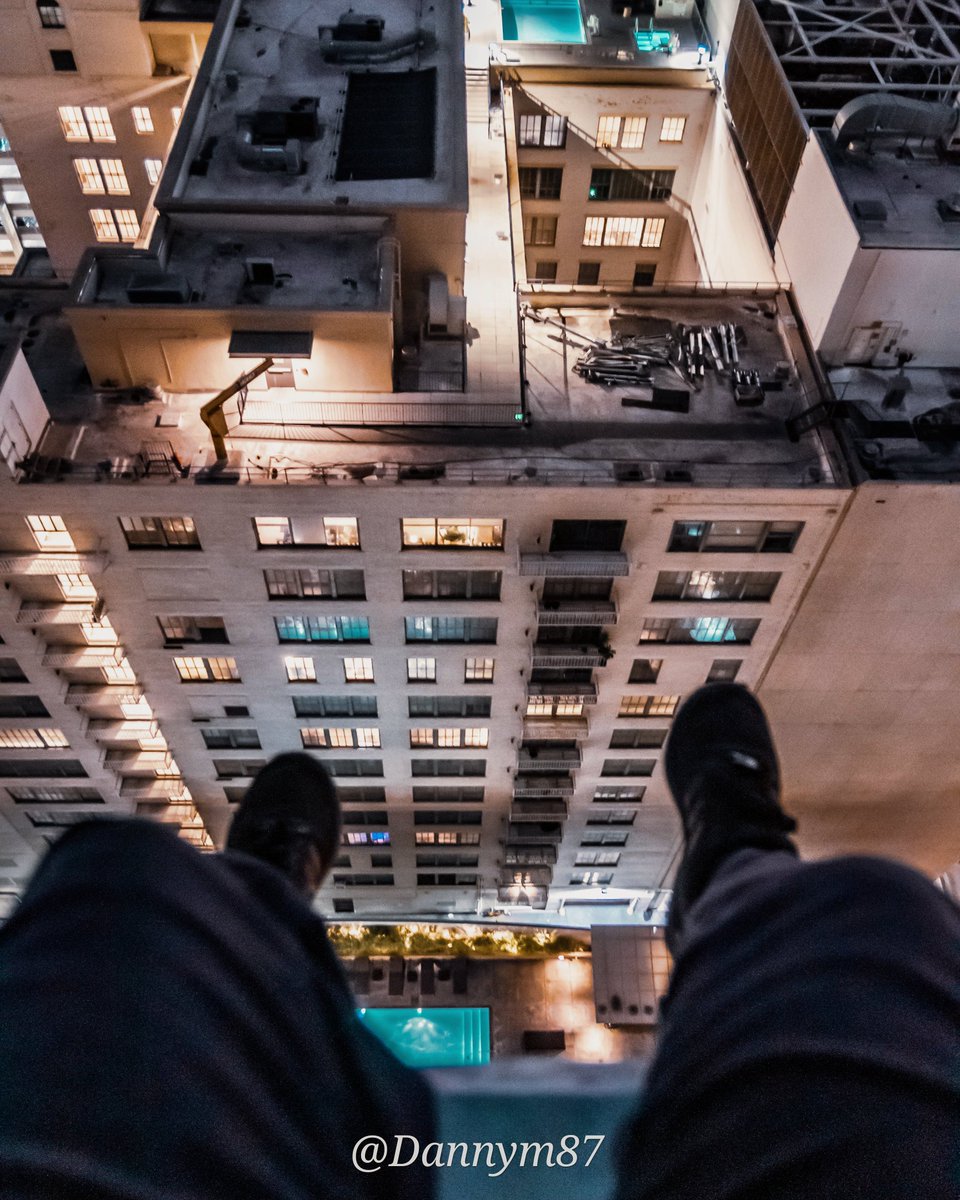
top-left (234, 125), bottom-right (302, 174)
top-left (832, 94), bottom-right (960, 152)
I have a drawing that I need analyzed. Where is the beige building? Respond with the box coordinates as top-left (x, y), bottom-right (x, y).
top-left (0, 0), bottom-right (213, 277)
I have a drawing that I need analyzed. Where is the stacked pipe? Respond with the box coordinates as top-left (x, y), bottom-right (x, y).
top-left (678, 323), bottom-right (740, 379)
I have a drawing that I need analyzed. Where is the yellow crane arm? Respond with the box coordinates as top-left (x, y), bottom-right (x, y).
top-left (199, 358), bottom-right (274, 463)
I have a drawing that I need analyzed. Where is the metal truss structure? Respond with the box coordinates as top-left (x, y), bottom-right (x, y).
top-left (756, 0), bottom-right (960, 125)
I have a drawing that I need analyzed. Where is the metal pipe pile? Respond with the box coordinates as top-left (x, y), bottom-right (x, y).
top-left (677, 323), bottom-right (741, 379)
top-left (572, 323), bottom-right (743, 389)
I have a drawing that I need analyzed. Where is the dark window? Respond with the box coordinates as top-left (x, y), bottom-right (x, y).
top-left (416, 853), bottom-right (479, 867)
top-left (293, 694), bottom-right (377, 717)
top-left (333, 898), bottom-right (355, 913)
top-left (0, 696), bottom-right (49, 718)
top-left (8, 785), bottom-right (101, 803)
top-left (580, 830), bottom-right (629, 846)
top-left (411, 760), bottom-right (486, 777)
top-left (639, 617), bottom-right (759, 645)
top-left (601, 759), bottom-right (656, 776)
top-left (340, 809), bottom-right (389, 825)
top-left (517, 112), bottom-right (566, 147)
top-left (263, 568), bottom-right (365, 599)
top-left (524, 215), bottom-right (558, 246)
top-left (337, 786), bottom-right (387, 803)
top-left (414, 810), bottom-right (483, 825)
top-left (332, 874), bottom-right (394, 886)
top-left (327, 759), bottom-right (384, 777)
top-left (0, 659), bottom-right (29, 683)
top-left (201, 728), bottom-right (261, 750)
top-left (50, 48), bottom-right (76, 70)
top-left (405, 616), bottom-right (497, 643)
top-left (213, 758), bottom-right (266, 779)
top-left (417, 873), bottom-right (478, 886)
top-left (533, 260), bottom-right (557, 282)
top-left (633, 263), bottom-right (657, 287)
top-left (408, 696), bottom-right (491, 718)
top-left (588, 168), bottom-right (675, 202)
top-left (0, 760), bottom-right (87, 778)
top-left (401, 570), bottom-right (501, 601)
top-left (519, 166), bottom-right (563, 198)
top-left (550, 520), bottom-right (625, 552)
top-left (610, 729), bottom-right (667, 749)
top-left (412, 786), bottom-right (484, 803)
top-left (653, 570), bottom-right (780, 602)
top-left (120, 516), bottom-right (200, 549)
top-left (223, 705), bottom-right (250, 718)
top-left (627, 658), bottom-right (662, 684)
top-left (707, 659), bottom-right (742, 682)
top-left (370, 854), bottom-right (393, 868)
top-left (576, 261), bottom-right (600, 286)
top-left (542, 578), bottom-right (612, 601)
top-left (667, 520), bottom-right (803, 553)
top-left (158, 616), bottom-right (229, 645)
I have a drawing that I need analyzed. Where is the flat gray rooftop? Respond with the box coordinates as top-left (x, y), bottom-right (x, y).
top-left (76, 226), bottom-right (387, 311)
top-left (162, 0), bottom-right (467, 213)
top-left (820, 132), bottom-right (960, 250)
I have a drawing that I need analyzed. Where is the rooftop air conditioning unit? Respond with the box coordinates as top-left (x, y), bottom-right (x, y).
top-left (125, 273), bottom-right (191, 304)
top-left (332, 13), bottom-right (384, 41)
top-left (251, 95), bottom-right (320, 141)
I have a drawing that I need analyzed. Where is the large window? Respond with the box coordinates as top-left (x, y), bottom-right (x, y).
top-left (292, 695), bottom-right (377, 717)
top-left (115, 208), bottom-right (140, 241)
top-left (601, 759), bottom-right (655, 777)
top-left (37, 2), bottom-right (65, 28)
top-left (627, 658), bottom-right (662, 684)
top-left (131, 106), bottom-right (154, 134)
top-left (596, 114), bottom-right (647, 149)
top-left (464, 657), bottom-right (495, 682)
top-left (667, 520), bottom-right (804, 553)
top-left (588, 169), bottom-right (675, 202)
top-left (26, 514), bottom-right (73, 550)
top-left (639, 617), bottom-right (759, 645)
top-left (401, 518), bottom-right (503, 549)
top-left (0, 728), bottom-right (69, 749)
top-left (409, 696), bottom-right (491, 718)
top-left (174, 656), bottom-right (240, 682)
top-left (274, 615), bottom-right (370, 643)
top-left (83, 107), bottom-right (115, 142)
top-left (519, 167), bottom-right (563, 199)
top-left (327, 760), bottom-right (384, 778)
top-left (402, 570), bottom-right (501, 600)
top-left (254, 516), bottom-right (359, 548)
top-left (407, 656), bottom-right (436, 682)
top-left (409, 728), bottom-right (489, 749)
top-left (583, 216), bottom-right (664, 248)
top-left (617, 694), bottom-right (679, 718)
top-left (158, 616), bottom-right (228, 645)
top-left (405, 617), bottom-right (496, 643)
top-left (50, 49), bottom-right (77, 71)
top-left (73, 159), bottom-right (104, 194)
top-left (120, 516), bottom-right (200, 548)
top-left (653, 570), bottom-right (780, 601)
top-left (412, 786), bottom-right (484, 803)
top-left (411, 760), bottom-right (486, 777)
top-left (524, 215), bottom-right (558, 246)
top-left (301, 727), bottom-right (381, 749)
top-left (285, 656), bottom-right (316, 682)
top-left (343, 657), bottom-right (374, 682)
top-left (89, 209), bottom-right (118, 243)
top-left (610, 728), bottom-right (667, 749)
top-left (202, 728), bottom-right (261, 750)
top-left (593, 786), bottom-right (644, 803)
top-left (518, 113), bottom-right (566, 147)
top-left (59, 106), bottom-right (89, 141)
top-left (98, 159), bottom-right (129, 195)
top-left (659, 116), bottom-right (687, 142)
top-left (264, 568), bottom-right (365, 599)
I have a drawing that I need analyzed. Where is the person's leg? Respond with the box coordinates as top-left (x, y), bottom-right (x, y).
top-left (615, 685), bottom-right (960, 1200)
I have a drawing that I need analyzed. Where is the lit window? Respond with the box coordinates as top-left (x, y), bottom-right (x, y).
top-left (174, 656), bottom-right (240, 682)
top-left (518, 112), bottom-right (565, 147)
top-left (641, 217), bottom-right (665, 248)
top-left (596, 115), bottom-right (621, 147)
top-left (343, 657), bottom-right (374, 682)
top-left (407, 657), bottom-right (436, 682)
top-left (132, 106), bottom-right (154, 135)
top-left (464, 728), bottom-right (488, 748)
top-left (57, 573), bottom-right (96, 601)
top-left (59, 106), bottom-right (88, 142)
top-left (621, 116), bottom-right (647, 148)
top-left (285, 656), bottom-right (316, 682)
top-left (114, 209), bottom-right (140, 242)
top-left (582, 216), bottom-right (653, 247)
top-left (405, 617), bottom-right (496, 643)
top-left (523, 215), bottom-right (558, 247)
top-left (0, 728), bottom-right (69, 749)
top-left (99, 159), bottom-right (129, 195)
top-left (89, 209), bottom-right (118, 242)
top-left (356, 727), bottom-right (381, 749)
top-left (639, 617), bottom-right (759, 645)
top-left (411, 729), bottom-right (434, 748)
top-left (171, 106), bottom-right (182, 127)
top-left (73, 159), bottom-right (104, 194)
top-left (401, 518), bottom-right (503, 549)
top-left (464, 657), bottom-right (494, 682)
top-left (667, 520), bottom-right (804, 553)
top-left (660, 116), bottom-right (687, 142)
top-left (120, 516), bottom-right (199, 548)
top-left (274, 615), bottom-right (369, 644)
top-left (144, 158), bottom-right (163, 184)
top-left (254, 516), bottom-right (359, 548)
top-left (83, 107), bottom-right (115, 143)
top-left (26, 515), bottom-right (74, 550)
top-left (583, 217), bottom-right (603, 247)
top-left (37, 2), bottom-right (65, 29)
top-left (302, 727), bottom-right (381, 750)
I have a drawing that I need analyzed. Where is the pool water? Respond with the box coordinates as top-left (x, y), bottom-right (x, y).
top-left (358, 1007), bottom-right (491, 1067)
top-left (501, 0), bottom-right (586, 44)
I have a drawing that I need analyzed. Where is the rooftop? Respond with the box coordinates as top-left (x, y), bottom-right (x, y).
top-left (73, 224), bottom-right (390, 311)
top-left (819, 131), bottom-right (960, 251)
top-left (159, 0), bottom-right (468, 213)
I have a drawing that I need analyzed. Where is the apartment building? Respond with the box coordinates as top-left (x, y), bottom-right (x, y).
top-left (0, 0), bottom-right (214, 277)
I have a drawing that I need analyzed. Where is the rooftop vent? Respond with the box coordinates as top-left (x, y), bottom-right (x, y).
top-left (235, 126), bottom-right (302, 174)
top-left (832, 94), bottom-right (959, 152)
top-left (853, 199), bottom-right (887, 223)
top-left (250, 95), bottom-right (320, 142)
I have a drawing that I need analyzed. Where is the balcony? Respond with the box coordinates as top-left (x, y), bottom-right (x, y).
top-left (516, 750), bottom-right (581, 773)
top-left (519, 552), bottom-right (629, 578)
top-left (119, 777), bottom-right (186, 800)
top-left (17, 603), bottom-right (97, 626)
top-left (522, 717), bottom-right (589, 741)
top-left (104, 749), bottom-right (178, 779)
top-left (513, 774), bottom-right (574, 798)
top-left (87, 719), bottom-right (160, 748)
top-left (66, 683), bottom-right (143, 710)
top-left (0, 553), bottom-right (106, 576)
top-left (498, 865), bottom-right (553, 888)
top-left (503, 845), bottom-right (558, 868)
top-left (526, 682), bottom-right (598, 705)
top-left (43, 648), bottom-right (126, 671)
top-left (506, 822), bottom-right (564, 845)
top-left (510, 799), bottom-right (568, 821)
top-left (537, 602), bottom-right (619, 626)
top-left (531, 645), bottom-right (609, 670)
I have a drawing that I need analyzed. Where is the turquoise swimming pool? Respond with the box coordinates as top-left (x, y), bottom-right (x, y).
top-left (501, 0), bottom-right (586, 44)
top-left (358, 1007), bottom-right (491, 1067)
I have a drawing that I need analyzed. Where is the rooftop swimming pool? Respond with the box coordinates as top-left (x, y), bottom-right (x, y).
top-left (359, 1007), bottom-right (491, 1068)
top-left (500, 0), bottom-right (587, 44)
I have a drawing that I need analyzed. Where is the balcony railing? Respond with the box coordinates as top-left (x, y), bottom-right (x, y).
top-left (0, 553), bottom-right (106, 575)
top-left (516, 751), bottom-right (582, 772)
top-left (66, 683), bottom-right (143, 707)
top-left (496, 883), bottom-right (549, 907)
top-left (522, 717), bottom-right (590, 741)
top-left (531, 646), bottom-right (609, 670)
top-left (519, 551), bottom-right (629, 578)
top-left (43, 648), bottom-right (125, 671)
top-left (526, 682), bottom-right (598, 705)
top-left (17, 603), bottom-right (96, 626)
top-left (512, 774), bottom-right (575, 797)
top-left (118, 777), bottom-right (186, 799)
top-left (536, 602), bottom-right (619, 626)
top-left (510, 799), bottom-right (568, 821)
top-left (503, 845), bottom-right (558, 867)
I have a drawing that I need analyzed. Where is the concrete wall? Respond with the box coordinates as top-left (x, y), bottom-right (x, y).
top-left (66, 305), bottom-right (395, 392)
top-left (760, 482), bottom-right (960, 876)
